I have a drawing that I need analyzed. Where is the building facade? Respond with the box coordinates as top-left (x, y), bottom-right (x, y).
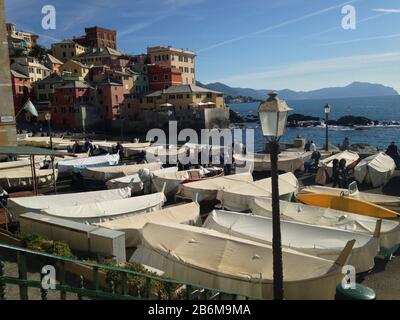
top-left (75, 47), bottom-right (122, 67)
top-left (74, 26), bottom-right (117, 50)
top-left (6, 23), bottom-right (38, 56)
top-left (42, 53), bottom-right (63, 73)
top-left (10, 69), bottom-right (31, 113)
top-left (147, 46), bottom-right (196, 85)
top-left (33, 73), bottom-right (64, 101)
top-left (59, 59), bottom-right (90, 81)
top-left (97, 80), bottom-right (125, 122)
top-left (148, 64), bottom-right (182, 92)
top-left (51, 40), bottom-right (87, 63)
top-left (11, 56), bottom-right (51, 83)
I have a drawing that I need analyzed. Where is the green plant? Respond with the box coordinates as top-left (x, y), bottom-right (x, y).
top-left (46, 241), bottom-right (75, 259)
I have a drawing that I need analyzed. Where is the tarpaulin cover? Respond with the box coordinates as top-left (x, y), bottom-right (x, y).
top-left (320, 151), bottom-right (360, 177)
top-left (57, 154), bottom-right (120, 174)
top-left (354, 152), bottom-right (396, 187)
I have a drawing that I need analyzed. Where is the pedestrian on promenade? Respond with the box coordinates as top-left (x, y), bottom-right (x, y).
top-left (342, 137), bottom-right (350, 151)
top-left (386, 141), bottom-right (399, 168)
top-left (332, 159), bottom-right (340, 188)
top-left (310, 141), bottom-right (317, 152)
top-left (338, 159), bottom-right (348, 188)
top-left (304, 140), bottom-right (311, 152)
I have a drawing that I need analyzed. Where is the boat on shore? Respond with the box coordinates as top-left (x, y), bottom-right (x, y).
top-left (57, 154), bottom-right (120, 175)
top-left (250, 198), bottom-right (400, 257)
top-left (131, 222), bottom-right (354, 300)
top-left (300, 185), bottom-right (400, 213)
top-left (354, 152), bottom-right (396, 187)
top-left (320, 150), bottom-right (360, 177)
top-left (204, 210), bottom-right (380, 273)
top-left (216, 172), bottom-right (298, 211)
top-left (296, 193), bottom-right (399, 219)
top-left (0, 168), bottom-right (57, 192)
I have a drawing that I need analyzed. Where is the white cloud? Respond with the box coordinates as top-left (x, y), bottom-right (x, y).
top-left (372, 8), bottom-right (400, 13)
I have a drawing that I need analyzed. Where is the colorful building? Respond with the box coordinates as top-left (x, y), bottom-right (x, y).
top-left (129, 64), bottom-right (149, 94)
top-left (75, 47), bottom-right (123, 67)
top-left (59, 59), bottom-right (90, 81)
top-left (10, 69), bottom-right (31, 113)
top-left (148, 64), bottom-right (182, 92)
top-left (10, 56), bottom-right (51, 83)
top-left (73, 26), bottom-right (117, 50)
top-left (6, 23), bottom-right (38, 56)
top-left (147, 46), bottom-right (196, 85)
top-left (33, 73), bottom-right (64, 101)
top-left (97, 79), bottom-right (126, 122)
top-left (51, 40), bottom-right (87, 63)
top-left (42, 54), bottom-right (63, 74)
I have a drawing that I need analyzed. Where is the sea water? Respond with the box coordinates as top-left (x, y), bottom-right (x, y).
top-left (229, 95), bottom-right (400, 151)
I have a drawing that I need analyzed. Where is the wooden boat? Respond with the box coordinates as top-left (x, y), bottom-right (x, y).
top-left (250, 198), bottom-right (400, 257)
top-left (204, 210), bottom-right (380, 273)
top-left (300, 185), bottom-right (400, 213)
top-left (296, 193), bottom-right (399, 219)
top-left (96, 202), bottom-right (201, 249)
top-left (0, 168), bottom-right (57, 192)
top-left (234, 151), bottom-right (312, 173)
top-left (216, 172), bottom-right (298, 211)
top-left (41, 192), bottom-right (166, 224)
top-left (152, 167), bottom-right (223, 197)
top-left (8, 187), bottom-right (132, 219)
top-left (131, 222), bottom-right (355, 300)
top-left (57, 154), bottom-right (120, 175)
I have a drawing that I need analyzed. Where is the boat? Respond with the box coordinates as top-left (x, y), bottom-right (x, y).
top-left (145, 145), bottom-right (186, 164)
top-left (57, 154), bottom-right (120, 175)
top-left (131, 222), bottom-right (354, 300)
top-left (95, 202), bottom-right (201, 249)
top-left (354, 152), bottom-right (396, 187)
top-left (96, 142), bottom-right (151, 157)
top-left (106, 167), bottom-right (178, 191)
top-left (0, 159), bottom-right (39, 170)
top-left (250, 198), bottom-right (400, 257)
top-left (177, 172), bottom-right (253, 202)
top-left (0, 168), bottom-right (57, 192)
top-left (41, 192), bottom-right (166, 224)
top-left (8, 187), bottom-right (132, 219)
top-left (152, 167), bottom-right (223, 197)
top-left (80, 162), bottom-right (162, 182)
top-left (204, 210), bottom-right (380, 273)
top-left (216, 172), bottom-right (298, 211)
top-left (296, 193), bottom-right (399, 219)
top-left (319, 150), bottom-right (360, 177)
top-left (234, 151), bottom-right (312, 173)
top-left (300, 185), bottom-right (400, 213)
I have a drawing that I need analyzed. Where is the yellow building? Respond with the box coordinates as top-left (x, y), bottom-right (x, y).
top-left (11, 57), bottom-right (51, 83)
top-left (59, 59), bottom-right (90, 81)
top-left (33, 73), bottom-right (64, 101)
top-left (51, 40), bottom-right (87, 63)
top-left (75, 47), bottom-right (122, 66)
top-left (147, 46), bottom-right (196, 85)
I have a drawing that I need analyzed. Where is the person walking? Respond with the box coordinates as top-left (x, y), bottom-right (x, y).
top-left (332, 159), bottom-right (340, 188)
top-left (310, 141), bottom-right (317, 152)
top-left (386, 141), bottom-right (399, 168)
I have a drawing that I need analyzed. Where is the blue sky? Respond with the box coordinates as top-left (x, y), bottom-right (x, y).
top-left (5, 0), bottom-right (400, 91)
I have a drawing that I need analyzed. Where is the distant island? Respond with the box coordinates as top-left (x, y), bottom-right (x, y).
top-left (197, 81), bottom-right (399, 102)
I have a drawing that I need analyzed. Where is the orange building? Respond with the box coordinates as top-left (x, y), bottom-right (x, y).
top-left (148, 64), bottom-right (182, 91)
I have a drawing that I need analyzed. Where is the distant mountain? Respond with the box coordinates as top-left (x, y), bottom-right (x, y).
top-left (197, 81), bottom-right (399, 100)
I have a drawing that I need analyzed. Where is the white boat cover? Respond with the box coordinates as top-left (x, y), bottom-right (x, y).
top-left (204, 210), bottom-right (378, 273)
top-left (152, 168), bottom-right (209, 196)
top-left (354, 152), bottom-right (395, 187)
top-left (131, 222), bottom-right (348, 300)
top-left (145, 145), bottom-right (186, 163)
top-left (0, 159), bottom-right (36, 170)
top-left (95, 202), bottom-right (201, 248)
top-left (250, 198), bottom-right (400, 252)
top-left (234, 151), bottom-right (312, 173)
top-left (81, 162), bottom-right (162, 181)
top-left (320, 151), bottom-right (360, 177)
top-left (8, 187), bottom-right (132, 219)
top-left (178, 173), bottom-right (253, 202)
top-left (17, 136), bottom-right (66, 148)
top-left (106, 167), bottom-right (178, 191)
top-left (0, 168), bottom-right (57, 191)
top-left (96, 142), bottom-right (151, 156)
top-left (57, 154), bottom-right (120, 174)
top-left (41, 192), bottom-right (166, 224)
top-left (216, 172), bottom-right (298, 211)
top-left (300, 185), bottom-right (400, 212)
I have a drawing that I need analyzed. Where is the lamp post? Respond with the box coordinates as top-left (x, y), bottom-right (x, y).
top-left (258, 91), bottom-right (292, 300)
top-left (324, 104), bottom-right (331, 152)
top-left (45, 112), bottom-right (57, 194)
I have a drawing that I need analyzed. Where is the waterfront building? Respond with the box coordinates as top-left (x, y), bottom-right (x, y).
top-left (10, 56), bottom-right (51, 83)
top-left (59, 59), bottom-right (91, 81)
top-left (129, 64), bottom-right (149, 94)
top-left (97, 79), bottom-right (126, 122)
top-left (42, 54), bottom-right (63, 74)
top-left (6, 22), bottom-right (38, 56)
top-left (147, 46), bottom-right (196, 85)
top-left (33, 73), bottom-right (64, 101)
top-left (90, 66), bottom-right (134, 94)
top-left (148, 64), bottom-right (182, 91)
top-left (10, 69), bottom-right (31, 113)
top-left (75, 47), bottom-right (123, 67)
top-left (51, 40), bottom-right (87, 63)
top-left (73, 26), bottom-right (117, 50)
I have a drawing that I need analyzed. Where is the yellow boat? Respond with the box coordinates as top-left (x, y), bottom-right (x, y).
top-left (296, 193), bottom-right (399, 220)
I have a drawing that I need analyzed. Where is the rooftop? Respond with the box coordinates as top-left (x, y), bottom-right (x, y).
top-left (146, 84), bottom-right (222, 97)
top-left (43, 53), bottom-right (63, 65)
top-left (58, 81), bottom-right (93, 89)
top-left (10, 69), bottom-right (29, 79)
top-left (76, 47), bottom-right (122, 59)
top-left (147, 45), bottom-right (196, 56)
top-left (36, 73), bottom-right (64, 84)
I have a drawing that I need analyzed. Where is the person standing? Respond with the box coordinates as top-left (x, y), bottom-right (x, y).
top-left (304, 140), bottom-right (311, 152)
top-left (386, 141), bottom-right (399, 168)
top-left (115, 142), bottom-right (125, 160)
top-left (338, 159), bottom-right (348, 188)
top-left (342, 137), bottom-right (350, 151)
top-left (332, 159), bottom-right (340, 188)
top-left (310, 141), bottom-right (317, 152)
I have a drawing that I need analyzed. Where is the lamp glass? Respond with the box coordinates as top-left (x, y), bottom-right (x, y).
top-left (324, 105), bottom-right (331, 114)
top-left (259, 110), bottom-right (289, 138)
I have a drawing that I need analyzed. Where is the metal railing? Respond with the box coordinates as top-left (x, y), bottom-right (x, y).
top-left (0, 243), bottom-right (251, 300)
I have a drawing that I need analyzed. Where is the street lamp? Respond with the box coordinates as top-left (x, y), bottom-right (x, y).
top-left (45, 112), bottom-right (57, 194)
top-left (258, 91), bottom-right (292, 300)
top-left (324, 104), bottom-right (331, 152)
